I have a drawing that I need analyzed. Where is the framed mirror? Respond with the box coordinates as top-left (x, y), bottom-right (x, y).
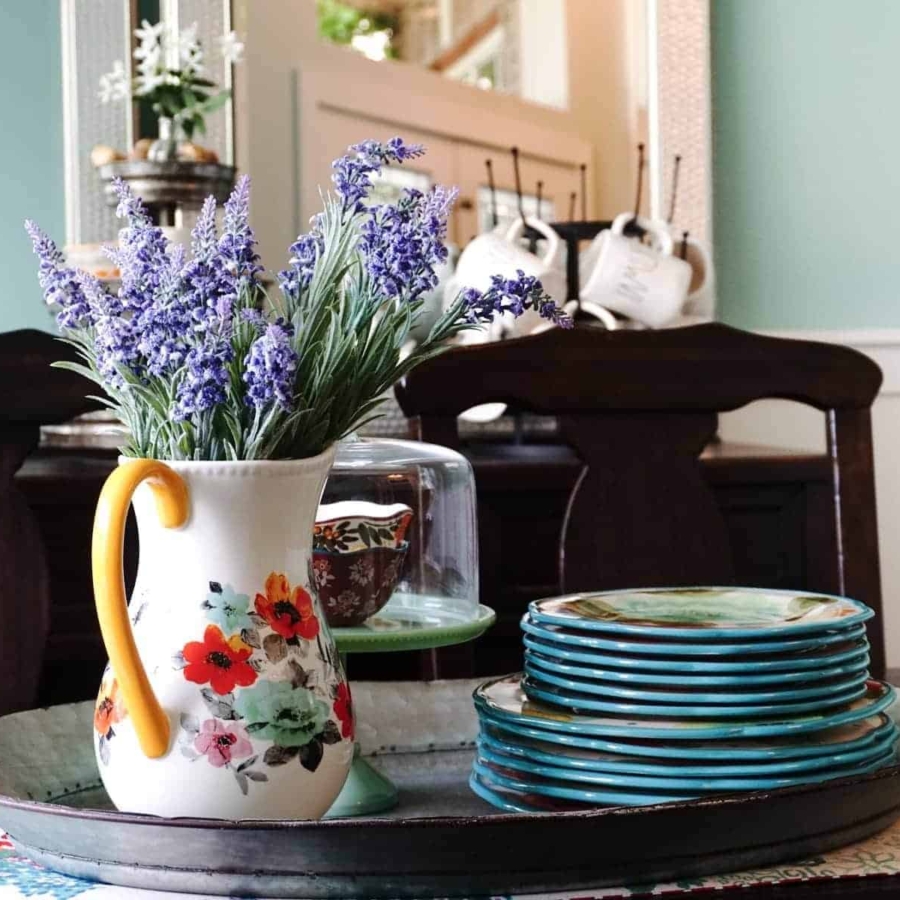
top-left (61, 0), bottom-right (712, 308)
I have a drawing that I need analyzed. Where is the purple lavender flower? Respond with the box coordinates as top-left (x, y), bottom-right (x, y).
top-left (278, 227), bottom-right (324, 301)
top-left (106, 179), bottom-right (172, 316)
top-left (218, 174), bottom-right (262, 293)
top-left (92, 310), bottom-right (141, 388)
top-left (74, 269), bottom-right (123, 317)
top-left (116, 232), bottom-right (198, 380)
top-left (332, 137), bottom-right (424, 213)
top-left (243, 320), bottom-right (298, 410)
top-left (174, 334), bottom-right (234, 420)
top-left (181, 205), bottom-right (232, 330)
top-left (461, 270), bottom-right (573, 329)
top-left (24, 221), bottom-right (93, 330)
top-left (239, 307), bottom-right (268, 332)
top-left (112, 176), bottom-right (152, 225)
top-left (191, 195), bottom-right (219, 263)
top-left (359, 185), bottom-right (457, 301)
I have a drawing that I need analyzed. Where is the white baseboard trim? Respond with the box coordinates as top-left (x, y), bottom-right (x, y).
top-left (760, 327), bottom-right (900, 397)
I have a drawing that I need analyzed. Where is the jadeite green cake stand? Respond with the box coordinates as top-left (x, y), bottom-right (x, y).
top-left (326, 596), bottom-right (496, 818)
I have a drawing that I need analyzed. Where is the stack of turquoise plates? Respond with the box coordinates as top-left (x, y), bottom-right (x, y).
top-left (471, 587), bottom-right (898, 812)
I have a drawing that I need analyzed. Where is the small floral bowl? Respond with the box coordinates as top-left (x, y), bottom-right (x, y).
top-left (313, 501), bottom-right (413, 627)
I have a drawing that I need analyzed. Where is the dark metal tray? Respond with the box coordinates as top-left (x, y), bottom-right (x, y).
top-left (2, 689), bottom-right (900, 898)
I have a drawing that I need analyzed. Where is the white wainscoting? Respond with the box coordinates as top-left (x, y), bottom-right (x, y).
top-left (718, 329), bottom-right (900, 668)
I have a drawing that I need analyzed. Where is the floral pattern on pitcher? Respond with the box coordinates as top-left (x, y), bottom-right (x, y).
top-left (93, 670), bottom-right (127, 766)
top-left (158, 571), bottom-right (352, 795)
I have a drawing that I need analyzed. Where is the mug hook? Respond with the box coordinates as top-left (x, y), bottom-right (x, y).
top-left (667, 154), bottom-right (682, 224)
top-left (580, 164), bottom-right (587, 221)
top-left (485, 158), bottom-right (498, 229)
top-left (631, 142), bottom-right (645, 228)
top-left (511, 146), bottom-right (526, 224)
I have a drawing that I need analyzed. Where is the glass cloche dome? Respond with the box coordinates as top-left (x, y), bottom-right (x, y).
top-left (315, 438), bottom-right (483, 641)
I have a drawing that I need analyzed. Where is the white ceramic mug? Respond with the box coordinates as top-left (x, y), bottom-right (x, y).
top-left (580, 214), bottom-right (673, 281)
top-left (580, 213), bottom-right (691, 329)
top-left (446, 218), bottom-right (569, 423)
top-left (499, 217), bottom-right (567, 338)
top-left (451, 218), bottom-right (566, 334)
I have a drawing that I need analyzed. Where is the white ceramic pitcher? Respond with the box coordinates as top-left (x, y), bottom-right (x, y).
top-left (91, 448), bottom-right (354, 819)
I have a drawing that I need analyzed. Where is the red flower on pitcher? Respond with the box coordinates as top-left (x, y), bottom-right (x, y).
top-left (255, 572), bottom-right (319, 641)
top-left (183, 625), bottom-right (257, 695)
top-left (333, 682), bottom-right (354, 739)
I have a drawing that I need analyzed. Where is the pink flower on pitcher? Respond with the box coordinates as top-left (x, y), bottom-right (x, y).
top-left (193, 719), bottom-right (254, 768)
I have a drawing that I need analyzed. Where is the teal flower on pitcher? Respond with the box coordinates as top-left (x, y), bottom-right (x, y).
top-left (234, 680), bottom-right (329, 747)
top-left (203, 581), bottom-right (252, 633)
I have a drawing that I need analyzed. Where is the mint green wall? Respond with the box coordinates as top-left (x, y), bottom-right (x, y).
top-left (712, 0), bottom-right (900, 331)
top-left (0, 1), bottom-right (62, 332)
top-left (4, 1), bottom-right (896, 333)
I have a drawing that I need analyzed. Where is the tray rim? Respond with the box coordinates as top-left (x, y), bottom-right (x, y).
top-left (4, 762), bottom-right (900, 832)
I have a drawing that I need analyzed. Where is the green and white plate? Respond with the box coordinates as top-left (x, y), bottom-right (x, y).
top-left (474, 674), bottom-right (895, 741)
top-left (523, 654), bottom-right (868, 703)
top-left (523, 643), bottom-right (870, 687)
top-left (529, 587), bottom-right (873, 641)
top-left (521, 616), bottom-right (868, 657)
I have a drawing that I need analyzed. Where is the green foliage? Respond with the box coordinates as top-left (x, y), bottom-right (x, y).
top-left (317, 0), bottom-right (399, 58)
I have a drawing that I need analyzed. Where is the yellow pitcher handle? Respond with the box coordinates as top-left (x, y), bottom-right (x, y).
top-left (92, 460), bottom-right (189, 759)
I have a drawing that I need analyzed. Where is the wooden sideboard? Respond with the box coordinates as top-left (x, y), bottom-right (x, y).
top-left (16, 438), bottom-right (840, 704)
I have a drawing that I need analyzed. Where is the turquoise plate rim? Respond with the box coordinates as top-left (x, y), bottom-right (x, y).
top-left (474, 753), bottom-right (895, 807)
top-left (473, 675), bottom-right (896, 740)
top-left (521, 634), bottom-right (870, 677)
top-left (521, 616), bottom-right (867, 656)
top-left (476, 736), bottom-right (897, 792)
top-left (528, 587), bottom-right (874, 641)
top-left (523, 655), bottom-right (868, 702)
top-left (523, 644), bottom-right (869, 687)
top-left (476, 728), bottom-right (899, 785)
top-left (473, 758), bottom-right (695, 806)
top-left (521, 675), bottom-right (867, 718)
top-left (468, 772), bottom-right (540, 813)
top-left (476, 707), bottom-right (896, 760)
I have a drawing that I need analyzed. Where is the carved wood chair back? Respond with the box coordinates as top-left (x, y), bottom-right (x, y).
top-left (396, 323), bottom-right (886, 676)
top-left (0, 330), bottom-right (97, 714)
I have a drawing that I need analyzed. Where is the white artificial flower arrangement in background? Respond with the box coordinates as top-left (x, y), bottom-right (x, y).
top-left (99, 19), bottom-right (244, 141)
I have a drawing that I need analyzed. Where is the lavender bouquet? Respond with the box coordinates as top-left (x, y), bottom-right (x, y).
top-left (26, 138), bottom-right (570, 461)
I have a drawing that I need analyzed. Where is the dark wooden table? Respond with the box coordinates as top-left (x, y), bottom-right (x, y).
top-left (16, 438), bottom-right (845, 703)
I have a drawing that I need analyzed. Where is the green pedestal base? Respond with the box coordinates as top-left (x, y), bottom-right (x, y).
top-left (326, 603), bottom-right (495, 817)
top-left (325, 746), bottom-right (399, 818)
